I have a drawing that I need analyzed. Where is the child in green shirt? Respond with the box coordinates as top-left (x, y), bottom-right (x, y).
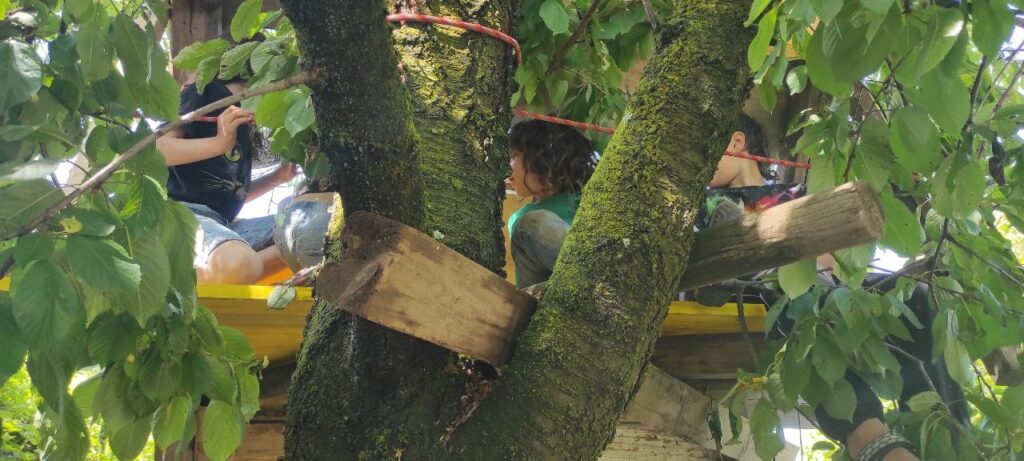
top-left (506, 120), bottom-right (596, 288)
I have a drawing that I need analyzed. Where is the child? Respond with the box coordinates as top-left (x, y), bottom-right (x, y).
top-left (506, 120), bottom-right (597, 289)
top-left (156, 78), bottom-right (296, 284)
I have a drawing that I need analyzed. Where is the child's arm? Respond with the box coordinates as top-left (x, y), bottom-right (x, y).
top-left (156, 106), bottom-right (253, 166)
top-left (247, 162), bottom-right (299, 202)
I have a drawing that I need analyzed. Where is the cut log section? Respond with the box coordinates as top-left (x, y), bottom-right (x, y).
top-left (679, 181), bottom-right (883, 290)
top-left (317, 211), bottom-right (537, 365)
top-left (319, 182), bottom-right (882, 365)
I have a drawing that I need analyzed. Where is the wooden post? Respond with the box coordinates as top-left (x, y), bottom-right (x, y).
top-left (678, 181), bottom-right (883, 290)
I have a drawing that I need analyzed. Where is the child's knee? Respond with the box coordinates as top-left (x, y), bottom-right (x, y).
top-left (203, 240), bottom-right (262, 284)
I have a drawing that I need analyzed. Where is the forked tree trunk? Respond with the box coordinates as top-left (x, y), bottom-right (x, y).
top-left (281, 0), bottom-right (753, 458)
top-left (280, 0), bottom-right (515, 459)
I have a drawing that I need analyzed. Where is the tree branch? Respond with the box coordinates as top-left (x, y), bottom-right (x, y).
top-left (546, 0), bottom-right (604, 78)
top-left (0, 71), bottom-right (313, 243)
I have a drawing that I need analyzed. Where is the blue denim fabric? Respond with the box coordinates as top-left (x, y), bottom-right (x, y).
top-left (510, 209), bottom-right (569, 289)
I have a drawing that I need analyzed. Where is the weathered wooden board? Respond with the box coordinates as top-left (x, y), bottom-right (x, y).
top-left (679, 181), bottom-right (883, 290)
top-left (317, 211), bottom-right (538, 365)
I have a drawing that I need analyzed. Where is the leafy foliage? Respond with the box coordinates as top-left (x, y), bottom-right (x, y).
top-left (0, 2), bottom-right (264, 459)
top-left (728, 0), bottom-right (1024, 459)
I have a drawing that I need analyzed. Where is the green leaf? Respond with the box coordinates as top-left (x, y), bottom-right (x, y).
top-left (812, 336), bottom-right (846, 384)
top-left (860, 0), bottom-right (894, 14)
top-left (972, 0), bottom-right (1014, 57)
top-left (127, 234), bottom-right (171, 325)
top-left (811, 0), bottom-right (843, 24)
top-left (746, 0), bottom-right (772, 26)
top-left (256, 90), bottom-right (290, 130)
top-left (748, 7), bottom-right (777, 71)
top-left (112, 14), bottom-right (151, 82)
top-left (833, 243), bottom-right (874, 288)
top-left (549, 79), bottom-right (569, 107)
top-left (781, 343), bottom-right (812, 400)
top-left (268, 284), bottom-right (296, 310)
top-left (239, 369), bottom-right (260, 420)
top-left (202, 400), bottom-right (244, 461)
top-left (110, 416), bottom-right (151, 461)
top-left (0, 39), bottom-right (43, 113)
top-left (122, 174), bottom-right (167, 230)
top-left (0, 296), bottom-right (26, 386)
top-left (889, 106), bottom-right (941, 175)
top-left (965, 393), bottom-right (1015, 427)
top-left (806, 26), bottom-right (851, 96)
top-left (172, 38), bottom-right (231, 71)
top-left (786, 65), bottom-right (807, 95)
top-left (154, 395), bottom-right (193, 450)
top-left (230, 0), bottom-right (263, 42)
top-left (87, 313), bottom-right (140, 364)
top-left (0, 159), bottom-right (60, 188)
top-left (943, 337), bottom-right (976, 386)
top-left (909, 63), bottom-right (970, 134)
top-left (932, 155), bottom-right (986, 219)
top-left (74, 10), bottom-right (113, 81)
top-left (67, 236), bottom-right (142, 291)
top-left (778, 258), bottom-right (816, 298)
top-left (750, 399), bottom-right (784, 460)
top-left (57, 208), bottom-right (116, 237)
top-left (539, 0), bottom-right (570, 34)
top-left (182, 352), bottom-right (213, 396)
top-left (139, 349), bottom-right (182, 401)
top-left (879, 191), bottom-right (924, 256)
top-left (196, 56), bottom-right (221, 94)
top-left (219, 42), bottom-right (259, 80)
top-left (72, 374), bottom-right (101, 417)
top-left (12, 261), bottom-right (79, 349)
top-left (822, 378), bottom-right (856, 421)
top-left (907, 390), bottom-right (942, 412)
top-left (221, 326), bottom-right (255, 360)
top-left (14, 233), bottom-right (53, 264)
top-left (285, 92), bottom-right (315, 136)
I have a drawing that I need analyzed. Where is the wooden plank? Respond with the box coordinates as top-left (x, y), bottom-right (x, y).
top-left (599, 426), bottom-right (719, 461)
top-left (620, 367), bottom-right (715, 448)
top-left (651, 334), bottom-right (762, 381)
top-left (679, 181), bottom-right (883, 290)
top-left (660, 301), bottom-right (764, 336)
top-left (317, 211), bottom-right (537, 365)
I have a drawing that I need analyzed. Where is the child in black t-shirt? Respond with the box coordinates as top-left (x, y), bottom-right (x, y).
top-left (156, 78), bottom-right (296, 284)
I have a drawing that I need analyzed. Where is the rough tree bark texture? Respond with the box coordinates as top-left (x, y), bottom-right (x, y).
top-left (447, 1), bottom-right (754, 458)
top-left (281, 0), bottom-right (515, 459)
top-left (282, 0), bottom-right (753, 458)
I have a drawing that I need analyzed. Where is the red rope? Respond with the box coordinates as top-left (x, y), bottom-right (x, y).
top-left (722, 151), bottom-right (812, 169)
top-left (512, 109), bottom-right (615, 134)
top-left (386, 13), bottom-right (522, 67)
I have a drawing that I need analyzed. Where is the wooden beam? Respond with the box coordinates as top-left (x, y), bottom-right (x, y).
top-left (317, 212), bottom-right (537, 365)
top-left (318, 182), bottom-right (878, 366)
top-left (620, 366), bottom-right (716, 448)
top-left (651, 334), bottom-right (762, 381)
top-left (678, 181), bottom-right (883, 290)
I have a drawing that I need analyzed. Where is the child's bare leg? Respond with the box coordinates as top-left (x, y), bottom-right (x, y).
top-left (197, 240), bottom-right (263, 284)
top-left (257, 245), bottom-right (287, 280)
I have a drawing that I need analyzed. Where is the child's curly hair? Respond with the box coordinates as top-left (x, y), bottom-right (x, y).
top-left (510, 120), bottom-right (597, 195)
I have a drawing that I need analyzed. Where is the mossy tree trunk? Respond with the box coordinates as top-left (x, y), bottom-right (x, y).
top-left (281, 0), bottom-right (753, 458)
top-left (280, 0), bottom-right (515, 459)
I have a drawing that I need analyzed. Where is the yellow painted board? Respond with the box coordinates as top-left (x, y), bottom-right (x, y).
top-left (0, 279), bottom-right (764, 364)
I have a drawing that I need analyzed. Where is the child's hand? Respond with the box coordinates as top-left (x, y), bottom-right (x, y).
top-left (215, 106), bottom-right (254, 153)
top-left (273, 162), bottom-right (300, 184)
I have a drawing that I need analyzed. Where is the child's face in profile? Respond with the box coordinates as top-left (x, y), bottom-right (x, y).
top-left (507, 150), bottom-right (547, 198)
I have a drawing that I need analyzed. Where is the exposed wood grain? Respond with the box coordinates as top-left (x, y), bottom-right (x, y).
top-left (679, 181), bottom-right (883, 290)
top-left (317, 211), bottom-right (537, 365)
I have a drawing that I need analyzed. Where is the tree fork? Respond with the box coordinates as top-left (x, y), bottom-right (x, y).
top-left (281, 0), bottom-right (515, 459)
top-left (448, 1), bottom-right (755, 458)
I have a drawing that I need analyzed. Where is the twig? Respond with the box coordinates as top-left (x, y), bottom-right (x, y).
top-left (992, 59), bottom-right (1024, 118)
top-left (640, 0), bottom-right (658, 32)
top-left (946, 236), bottom-right (1024, 289)
top-left (968, 56), bottom-right (989, 123)
top-left (546, 0), bottom-right (605, 77)
top-left (735, 285), bottom-right (758, 363)
top-left (886, 343), bottom-right (937, 393)
top-left (0, 72), bottom-right (314, 243)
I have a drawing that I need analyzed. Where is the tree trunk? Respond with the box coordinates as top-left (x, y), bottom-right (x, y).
top-left (280, 0), bottom-right (515, 459)
top-left (282, 0), bottom-right (753, 458)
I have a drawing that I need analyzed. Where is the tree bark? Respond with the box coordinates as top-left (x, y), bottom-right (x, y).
top-left (281, 0), bottom-right (515, 459)
top-left (447, 2), bottom-right (754, 458)
top-left (282, 0), bottom-right (753, 458)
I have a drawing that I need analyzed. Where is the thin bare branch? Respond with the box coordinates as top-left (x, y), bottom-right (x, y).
top-left (0, 72), bottom-right (314, 243)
